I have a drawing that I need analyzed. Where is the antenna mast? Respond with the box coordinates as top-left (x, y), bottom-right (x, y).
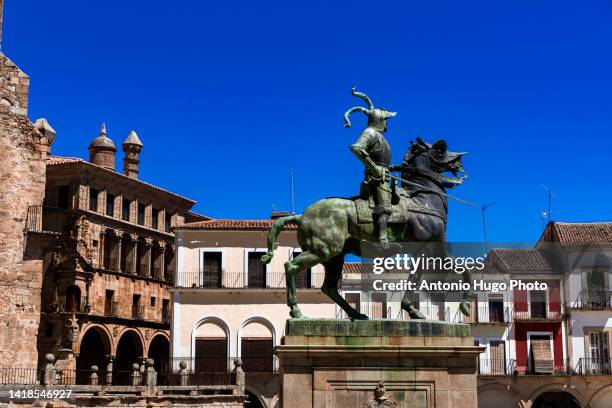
top-left (540, 185), bottom-right (557, 227)
top-left (480, 202), bottom-right (496, 251)
top-left (290, 165), bottom-right (296, 214)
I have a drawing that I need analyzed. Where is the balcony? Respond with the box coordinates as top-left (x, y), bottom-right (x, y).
top-left (454, 305), bottom-right (510, 324)
top-left (161, 308), bottom-right (170, 324)
top-left (26, 205), bottom-right (65, 234)
top-left (131, 305), bottom-right (145, 319)
top-left (104, 301), bottom-right (119, 317)
top-left (57, 296), bottom-right (89, 313)
top-left (174, 271), bottom-right (323, 289)
top-left (508, 359), bottom-right (571, 375)
top-left (572, 291), bottom-right (612, 309)
top-left (576, 358), bottom-right (612, 375)
top-left (512, 303), bottom-right (564, 321)
top-left (477, 358), bottom-right (510, 375)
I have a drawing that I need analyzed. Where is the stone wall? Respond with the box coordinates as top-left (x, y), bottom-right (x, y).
top-left (0, 49), bottom-right (53, 368)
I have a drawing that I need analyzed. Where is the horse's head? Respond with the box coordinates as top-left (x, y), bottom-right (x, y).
top-left (402, 137), bottom-right (467, 188)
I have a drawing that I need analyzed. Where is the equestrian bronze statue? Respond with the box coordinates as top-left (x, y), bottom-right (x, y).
top-left (261, 88), bottom-right (471, 320)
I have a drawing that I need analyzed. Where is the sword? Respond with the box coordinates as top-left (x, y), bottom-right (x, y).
top-left (388, 174), bottom-right (478, 208)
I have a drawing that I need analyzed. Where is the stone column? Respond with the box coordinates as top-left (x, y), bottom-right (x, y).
top-left (84, 275), bottom-right (92, 313)
top-left (144, 238), bottom-right (153, 277)
top-left (157, 241), bottom-right (166, 280)
top-left (99, 229), bottom-right (106, 269)
top-left (233, 358), bottom-right (245, 395)
top-left (131, 363), bottom-right (141, 386)
top-left (43, 354), bottom-right (56, 386)
top-left (129, 233), bottom-right (138, 274)
top-left (115, 230), bottom-right (123, 271)
top-left (90, 365), bottom-right (99, 385)
top-left (106, 356), bottom-right (114, 385)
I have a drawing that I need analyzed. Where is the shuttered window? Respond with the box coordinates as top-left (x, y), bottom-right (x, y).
top-left (371, 293), bottom-right (387, 318)
top-left (530, 335), bottom-right (553, 374)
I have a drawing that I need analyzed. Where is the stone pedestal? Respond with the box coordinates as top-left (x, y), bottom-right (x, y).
top-left (276, 319), bottom-right (484, 408)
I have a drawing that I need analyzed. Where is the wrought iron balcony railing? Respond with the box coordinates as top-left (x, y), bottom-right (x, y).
top-left (512, 303), bottom-right (565, 321)
top-left (104, 301), bottom-right (119, 317)
top-left (454, 305), bottom-right (510, 324)
top-left (26, 205), bottom-right (65, 234)
top-left (174, 271), bottom-right (323, 289)
top-left (576, 358), bottom-right (612, 375)
top-left (572, 291), bottom-right (612, 309)
top-left (131, 305), bottom-right (145, 319)
top-left (507, 359), bottom-right (572, 375)
top-left (477, 358), bottom-right (510, 375)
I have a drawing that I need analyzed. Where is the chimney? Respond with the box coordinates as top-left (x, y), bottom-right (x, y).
top-left (88, 123), bottom-right (117, 170)
top-left (34, 118), bottom-right (56, 154)
top-left (122, 130), bottom-right (143, 179)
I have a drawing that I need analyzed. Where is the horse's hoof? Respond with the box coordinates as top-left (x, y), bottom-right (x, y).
top-left (350, 313), bottom-right (369, 321)
top-left (289, 308), bottom-right (304, 319)
top-left (261, 253), bottom-right (273, 264)
top-left (409, 310), bottom-right (426, 319)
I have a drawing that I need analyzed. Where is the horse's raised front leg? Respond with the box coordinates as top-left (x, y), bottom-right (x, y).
top-left (285, 251), bottom-right (322, 319)
top-left (321, 255), bottom-right (369, 320)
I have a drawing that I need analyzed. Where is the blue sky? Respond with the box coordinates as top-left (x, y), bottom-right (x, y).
top-left (3, 1), bottom-right (611, 242)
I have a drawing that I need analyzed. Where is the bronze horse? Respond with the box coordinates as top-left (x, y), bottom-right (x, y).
top-left (262, 138), bottom-right (471, 320)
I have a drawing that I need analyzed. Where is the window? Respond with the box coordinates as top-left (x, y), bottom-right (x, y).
top-left (137, 203), bottom-right (146, 225)
top-left (106, 193), bottom-right (115, 217)
top-left (58, 185), bottom-right (70, 209)
top-left (150, 296), bottom-right (156, 307)
top-left (431, 293), bottom-right (446, 321)
top-left (530, 291), bottom-right (546, 319)
top-left (529, 334), bottom-right (553, 374)
top-left (587, 270), bottom-right (607, 307)
top-left (162, 299), bottom-right (170, 323)
top-left (202, 252), bottom-right (222, 288)
top-left (195, 338), bottom-right (227, 372)
top-left (122, 198), bottom-right (131, 221)
top-left (104, 290), bottom-right (115, 316)
top-left (247, 252), bottom-right (267, 288)
top-left (152, 208), bottom-right (159, 230)
top-left (132, 294), bottom-right (143, 319)
top-left (345, 293), bottom-right (361, 314)
top-left (89, 188), bottom-right (99, 211)
top-left (45, 323), bottom-right (54, 337)
top-left (589, 332), bottom-right (610, 374)
top-left (165, 213), bottom-right (173, 232)
top-left (371, 293), bottom-right (387, 318)
top-left (488, 294), bottom-right (504, 323)
top-left (489, 340), bottom-right (506, 374)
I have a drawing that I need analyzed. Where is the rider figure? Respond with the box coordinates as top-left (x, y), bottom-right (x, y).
top-left (344, 87), bottom-right (397, 244)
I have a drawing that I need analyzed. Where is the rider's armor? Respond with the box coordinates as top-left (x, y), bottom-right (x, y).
top-left (344, 88), bottom-right (396, 244)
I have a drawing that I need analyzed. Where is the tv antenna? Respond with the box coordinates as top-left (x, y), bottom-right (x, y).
top-left (540, 185), bottom-right (557, 226)
top-left (480, 202), bottom-right (496, 251)
top-left (289, 165), bottom-right (296, 214)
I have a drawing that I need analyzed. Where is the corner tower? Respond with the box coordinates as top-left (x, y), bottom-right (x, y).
top-left (88, 122), bottom-right (117, 170)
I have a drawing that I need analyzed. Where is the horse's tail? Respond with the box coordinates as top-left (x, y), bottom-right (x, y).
top-left (261, 215), bottom-right (301, 264)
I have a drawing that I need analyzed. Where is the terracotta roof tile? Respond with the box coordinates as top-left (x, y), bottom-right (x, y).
top-left (489, 248), bottom-right (551, 272)
top-left (539, 221), bottom-right (612, 246)
top-left (342, 263), bottom-right (373, 274)
top-left (180, 219), bottom-right (298, 231)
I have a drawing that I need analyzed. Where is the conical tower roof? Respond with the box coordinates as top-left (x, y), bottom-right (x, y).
top-left (89, 123), bottom-right (117, 150)
top-left (122, 130), bottom-right (143, 147)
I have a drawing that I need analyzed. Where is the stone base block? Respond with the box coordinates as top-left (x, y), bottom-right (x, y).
top-left (276, 319), bottom-right (484, 408)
